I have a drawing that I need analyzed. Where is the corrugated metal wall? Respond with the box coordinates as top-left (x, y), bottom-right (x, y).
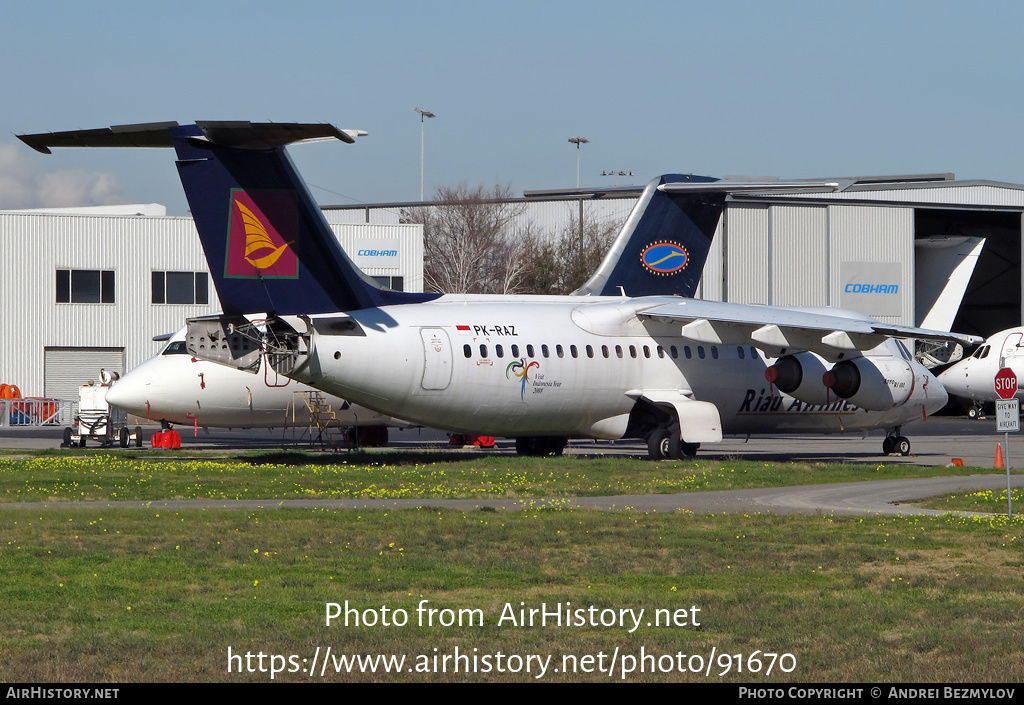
top-left (828, 205), bottom-right (914, 325)
top-left (323, 216), bottom-right (424, 292)
top-left (702, 202), bottom-right (915, 324)
top-left (0, 213), bottom-right (422, 398)
top-left (723, 204), bottom-right (770, 304)
top-left (777, 183), bottom-right (1024, 208)
top-left (771, 205), bottom-right (830, 307)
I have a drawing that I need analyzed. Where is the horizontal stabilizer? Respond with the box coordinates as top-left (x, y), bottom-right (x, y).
top-left (19, 121), bottom-right (439, 316)
top-left (18, 121), bottom-right (360, 154)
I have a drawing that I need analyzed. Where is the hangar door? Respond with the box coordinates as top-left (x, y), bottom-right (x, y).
top-left (916, 209), bottom-right (1022, 339)
top-left (44, 347), bottom-right (125, 400)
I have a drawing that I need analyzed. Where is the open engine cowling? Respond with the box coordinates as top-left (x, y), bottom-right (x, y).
top-left (764, 353), bottom-right (832, 406)
top-left (821, 357), bottom-right (915, 411)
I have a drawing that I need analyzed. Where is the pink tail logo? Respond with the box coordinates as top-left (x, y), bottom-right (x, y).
top-left (225, 190), bottom-right (299, 278)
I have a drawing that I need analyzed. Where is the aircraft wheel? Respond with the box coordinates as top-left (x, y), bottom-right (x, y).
top-left (61, 427), bottom-right (73, 448)
top-left (119, 427), bottom-right (130, 448)
top-left (135, 427), bottom-right (143, 448)
top-left (544, 437), bottom-right (567, 456)
top-left (516, 436), bottom-right (566, 456)
top-left (882, 436), bottom-right (895, 455)
top-left (516, 437), bottom-right (542, 456)
top-left (895, 437), bottom-right (911, 456)
top-left (967, 406), bottom-right (979, 420)
top-left (680, 442), bottom-right (699, 460)
top-left (647, 428), bottom-right (670, 460)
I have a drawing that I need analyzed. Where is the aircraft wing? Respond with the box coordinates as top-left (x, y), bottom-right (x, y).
top-left (637, 299), bottom-right (984, 361)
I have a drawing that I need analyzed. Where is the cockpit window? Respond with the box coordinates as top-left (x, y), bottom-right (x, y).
top-left (162, 341), bottom-right (189, 355)
top-left (972, 345), bottom-right (991, 360)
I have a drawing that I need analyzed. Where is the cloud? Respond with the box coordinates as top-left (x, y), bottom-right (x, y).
top-left (0, 142), bottom-right (126, 209)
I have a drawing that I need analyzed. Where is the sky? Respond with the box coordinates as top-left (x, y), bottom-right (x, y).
top-left (3, 0), bottom-right (1024, 214)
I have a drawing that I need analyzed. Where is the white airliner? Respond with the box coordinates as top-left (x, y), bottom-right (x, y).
top-left (937, 327), bottom-right (1024, 417)
top-left (19, 121), bottom-right (984, 459)
top-left (104, 328), bottom-right (407, 444)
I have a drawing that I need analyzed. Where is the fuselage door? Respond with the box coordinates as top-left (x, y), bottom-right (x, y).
top-left (420, 328), bottom-right (453, 390)
top-left (1001, 332), bottom-right (1024, 364)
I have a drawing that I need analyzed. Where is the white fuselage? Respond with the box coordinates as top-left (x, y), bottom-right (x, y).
top-left (937, 327), bottom-right (1024, 402)
top-left (105, 334), bottom-right (408, 430)
top-left (287, 295), bottom-right (946, 439)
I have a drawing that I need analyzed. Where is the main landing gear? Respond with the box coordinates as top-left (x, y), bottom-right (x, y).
top-left (647, 427), bottom-right (699, 461)
top-left (515, 436), bottom-right (567, 456)
top-left (882, 427), bottom-right (911, 456)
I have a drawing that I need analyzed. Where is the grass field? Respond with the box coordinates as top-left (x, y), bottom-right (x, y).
top-left (2, 451), bottom-right (1022, 683)
top-left (0, 450), bottom-right (1012, 503)
top-left (919, 488), bottom-right (1023, 514)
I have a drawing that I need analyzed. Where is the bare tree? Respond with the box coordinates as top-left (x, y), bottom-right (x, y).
top-left (402, 185), bottom-right (533, 295)
top-left (520, 206), bottom-right (622, 295)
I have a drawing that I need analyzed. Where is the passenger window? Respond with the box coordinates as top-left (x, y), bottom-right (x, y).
top-left (480, 344), bottom-right (488, 358)
top-left (586, 345), bottom-right (594, 358)
top-left (602, 345), bottom-right (609, 358)
top-left (556, 344), bottom-right (564, 358)
top-left (512, 344), bottom-right (520, 357)
top-left (542, 344), bottom-right (549, 358)
top-left (711, 346), bottom-right (719, 359)
top-left (496, 344), bottom-right (504, 358)
top-left (698, 346), bottom-right (706, 359)
top-left (670, 346), bottom-right (678, 359)
top-left (643, 345), bottom-right (651, 359)
top-left (737, 346), bottom-right (745, 359)
top-left (615, 345), bottom-right (623, 359)
top-left (750, 346), bottom-right (758, 358)
top-left (629, 345), bottom-right (637, 359)
top-left (570, 345), bottom-right (578, 358)
top-left (657, 346), bottom-right (665, 359)
top-left (527, 344), bottom-right (535, 358)
top-left (684, 346), bottom-right (692, 359)
top-left (463, 344), bottom-right (472, 358)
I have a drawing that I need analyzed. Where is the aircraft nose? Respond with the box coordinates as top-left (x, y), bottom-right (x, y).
top-left (929, 371), bottom-right (949, 408)
top-left (936, 363), bottom-right (969, 397)
top-left (104, 372), bottom-right (149, 416)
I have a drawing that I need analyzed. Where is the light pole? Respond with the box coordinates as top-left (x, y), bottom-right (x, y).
top-left (602, 170), bottom-right (634, 186)
top-left (568, 136), bottom-right (589, 188)
top-left (415, 108), bottom-right (435, 201)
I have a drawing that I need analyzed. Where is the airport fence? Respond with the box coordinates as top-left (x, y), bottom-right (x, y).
top-left (0, 398), bottom-right (76, 427)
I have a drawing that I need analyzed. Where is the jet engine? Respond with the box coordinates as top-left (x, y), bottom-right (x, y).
top-left (821, 357), bottom-right (915, 411)
top-left (764, 353), bottom-right (832, 406)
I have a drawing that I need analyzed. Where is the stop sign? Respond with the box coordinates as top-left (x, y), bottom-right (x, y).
top-left (995, 367), bottom-right (1018, 400)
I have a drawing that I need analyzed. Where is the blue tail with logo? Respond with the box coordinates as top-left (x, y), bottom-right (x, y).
top-left (573, 174), bottom-right (724, 298)
top-left (18, 121), bottom-right (438, 316)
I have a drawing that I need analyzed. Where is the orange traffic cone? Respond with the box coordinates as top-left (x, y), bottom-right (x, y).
top-left (995, 444), bottom-right (1005, 469)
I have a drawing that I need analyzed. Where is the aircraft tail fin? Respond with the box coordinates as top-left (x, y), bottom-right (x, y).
top-left (19, 121), bottom-right (438, 315)
top-left (567, 175), bottom-right (844, 298)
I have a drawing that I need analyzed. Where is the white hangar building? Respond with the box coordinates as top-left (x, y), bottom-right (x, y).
top-left (0, 206), bottom-right (423, 400)
top-left (327, 172), bottom-right (1023, 347)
